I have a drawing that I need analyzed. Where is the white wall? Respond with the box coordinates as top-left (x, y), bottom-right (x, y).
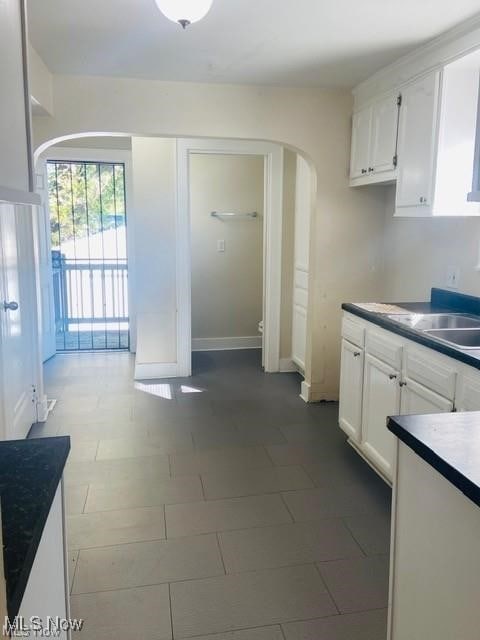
top-left (33, 74), bottom-right (388, 400)
top-left (131, 137), bottom-right (178, 379)
top-left (28, 44), bottom-right (53, 117)
top-left (382, 185), bottom-right (480, 300)
top-left (190, 153), bottom-right (264, 347)
top-left (0, 0), bottom-right (31, 194)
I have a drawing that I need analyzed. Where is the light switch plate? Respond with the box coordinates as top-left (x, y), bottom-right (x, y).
top-left (217, 239), bottom-right (225, 252)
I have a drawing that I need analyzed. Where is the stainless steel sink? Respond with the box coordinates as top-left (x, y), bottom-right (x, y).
top-left (424, 328), bottom-right (480, 349)
top-left (387, 313), bottom-right (480, 331)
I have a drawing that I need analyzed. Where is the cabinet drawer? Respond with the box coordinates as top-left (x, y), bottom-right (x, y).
top-left (404, 347), bottom-right (456, 401)
top-left (366, 330), bottom-right (402, 369)
top-left (342, 315), bottom-right (365, 347)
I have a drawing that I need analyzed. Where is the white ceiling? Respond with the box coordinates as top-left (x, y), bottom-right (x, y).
top-left (27, 0), bottom-right (480, 88)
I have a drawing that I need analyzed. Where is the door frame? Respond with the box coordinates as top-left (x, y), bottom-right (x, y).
top-left (176, 138), bottom-right (284, 375)
top-left (35, 146), bottom-right (136, 354)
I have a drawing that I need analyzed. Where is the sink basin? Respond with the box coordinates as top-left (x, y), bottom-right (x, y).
top-left (387, 313), bottom-right (480, 331)
top-left (424, 328), bottom-right (480, 349)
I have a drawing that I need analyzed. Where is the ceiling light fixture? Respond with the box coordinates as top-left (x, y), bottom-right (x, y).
top-left (155, 0), bottom-right (213, 29)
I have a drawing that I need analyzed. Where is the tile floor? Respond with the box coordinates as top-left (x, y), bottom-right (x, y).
top-left (31, 349), bottom-right (391, 640)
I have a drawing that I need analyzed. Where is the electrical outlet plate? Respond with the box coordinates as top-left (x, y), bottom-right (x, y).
top-left (446, 266), bottom-right (460, 289)
top-left (217, 239), bottom-right (225, 253)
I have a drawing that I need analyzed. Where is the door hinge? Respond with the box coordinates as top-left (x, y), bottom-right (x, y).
top-left (397, 94), bottom-right (402, 107)
top-left (393, 154), bottom-right (398, 168)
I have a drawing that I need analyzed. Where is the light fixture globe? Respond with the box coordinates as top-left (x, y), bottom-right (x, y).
top-left (155, 0), bottom-right (214, 28)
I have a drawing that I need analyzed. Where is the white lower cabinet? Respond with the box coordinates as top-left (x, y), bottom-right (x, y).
top-left (400, 378), bottom-right (454, 414)
top-left (339, 311), bottom-right (479, 484)
top-left (455, 373), bottom-right (480, 411)
top-left (338, 339), bottom-right (364, 442)
top-left (360, 354), bottom-right (400, 481)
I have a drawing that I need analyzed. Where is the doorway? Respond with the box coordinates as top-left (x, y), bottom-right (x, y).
top-left (189, 153), bottom-right (264, 359)
top-left (46, 159), bottom-right (129, 352)
top-left (176, 139), bottom-right (284, 377)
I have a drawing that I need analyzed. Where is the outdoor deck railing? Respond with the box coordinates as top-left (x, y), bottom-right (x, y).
top-left (52, 252), bottom-right (129, 334)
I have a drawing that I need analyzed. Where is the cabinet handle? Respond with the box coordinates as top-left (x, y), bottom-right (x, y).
top-left (419, 196), bottom-right (426, 204)
top-left (389, 374), bottom-right (397, 380)
top-left (361, 169), bottom-right (367, 174)
top-left (353, 351), bottom-right (361, 357)
top-left (368, 167), bottom-right (374, 172)
top-left (399, 381), bottom-right (407, 387)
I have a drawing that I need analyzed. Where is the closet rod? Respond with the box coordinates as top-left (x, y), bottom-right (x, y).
top-left (211, 211), bottom-right (258, 218)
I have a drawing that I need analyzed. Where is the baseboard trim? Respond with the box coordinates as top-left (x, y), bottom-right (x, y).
top-left (36, 394), bottom-right (49, 423)
top-left (279, 358), bottom-right (297, 373)
top-left (134, 362), bottom-right (178, 380)
top-left (192, 336), bottom-right (262, 351)
top-left (300, 380), bottom-right (311, 403)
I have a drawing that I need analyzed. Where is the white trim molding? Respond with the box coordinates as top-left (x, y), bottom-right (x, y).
top-left (134, 362), bottom-right (178, 380)
top-left (300, 380), bottom-right (311, 403)
top-left (176, 138), bottom-right (284, 376)
top-left (192, 336), bottom-right (262, 352)
top-left (354, 13), bottom-right (480, 108)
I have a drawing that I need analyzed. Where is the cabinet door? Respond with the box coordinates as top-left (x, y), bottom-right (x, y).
top-left (400, 378), bottom-right (453, 415)
top-left (371, 94), bottom-right (399, 174)
top-left (339, 339), bottom-right (364, 442)
top-left (350, 106), bottom-right (372, 179)
top-left (361, 353), bottom-right (400, 481)
top-left (396, 72), bottom-right (440, 209)
top-left (456, 374), bottom-right (480, 411)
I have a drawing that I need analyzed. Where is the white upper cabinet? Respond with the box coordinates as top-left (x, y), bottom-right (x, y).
top-left (350, 106), bottom-right (372, 180)
top-left (395, 72), bottom-right (440, 214)
top-left (371, 94), bottom-right (400, 175)
top-left (350, 93), bottom-right (399, 185)
top-left (350, 21), bottom-right (480, 217)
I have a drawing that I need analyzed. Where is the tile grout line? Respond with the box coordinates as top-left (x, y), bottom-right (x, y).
top-left (341, 517), bottom-right (368, 557)
top-left (168, 582), bottom-right (174, 640)
top-left (279, 492), bottom-right (296, 524)
top-left (81, 485), bottom-right (90, 514)
top-left (215, 532), bottom-right (227, 575)
top-left (314, 562), bottom-right (341, 616)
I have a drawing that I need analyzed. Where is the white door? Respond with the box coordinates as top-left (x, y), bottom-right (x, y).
top-left (338, 339), bottom-right (364, 442)
top-left (361, 353), bottom-right (401, 481)
top-left (35, 166), bottom-right (56, 361)
top-left (350, 106), bottom-right (372, 179)
top-left (0, 202), bottom-right (36, 440)
top-left (371, 94), bottom-right (399, 174)
top-left (400, 378), bottom-right (453, 414)
top-left (396, 72), bottom-right (440, 209)
top-left (291, 155), bottom-right (311, 371)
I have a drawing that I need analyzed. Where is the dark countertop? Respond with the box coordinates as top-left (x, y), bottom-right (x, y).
top-left (0, 436), bottom-right (70, 619)
top-left (388, 412), bottom-right (480, 508)
top-left (342, 288), bottom-right (480, 370)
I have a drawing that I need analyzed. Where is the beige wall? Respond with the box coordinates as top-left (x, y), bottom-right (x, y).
top-left (190, 153), bottom-right (264, 341)
top-left (280, 150), bottom-right (296, 360)
top-left (33, 74), bottom-right (388, 400)
top-left (55, 136), bottom-right (132, 150)
top-left (382, 185), bottom-right (480, 301)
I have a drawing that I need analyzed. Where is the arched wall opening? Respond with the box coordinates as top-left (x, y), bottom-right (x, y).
top-left (31, 77), bottom-right (388, 403)
top-left (35, 132), bottom-right (317, 398)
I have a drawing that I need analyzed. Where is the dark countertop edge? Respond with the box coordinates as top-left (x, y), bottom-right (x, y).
top-left (387, 416), bottom-right (480, 508)
top-left (341, 302), bottom-right (480, 370)
top-left (6, 436), bottom-right (70, 620)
